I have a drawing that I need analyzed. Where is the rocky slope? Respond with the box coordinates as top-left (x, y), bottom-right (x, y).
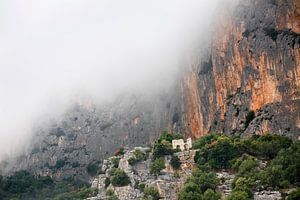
top-left (2, 91), bottom-right (183, 180)
top-left (180, 0), bottom-right (300, 139)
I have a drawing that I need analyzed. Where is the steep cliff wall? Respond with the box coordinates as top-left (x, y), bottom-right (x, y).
top-left (182, 0), bottom-right (300, 140)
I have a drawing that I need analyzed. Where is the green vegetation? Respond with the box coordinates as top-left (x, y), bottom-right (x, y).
top-left (106, 189), bottom-right (119, 200)
top-left (54, 159), bottom-right (66, 169)
top-left (240, 134), bottom-right (292, 159)
top-left (152, 131), bottom-right (182, 159)
top-left (287, 188), bottom-right (300, 200)
top-left (184, 133), bottom-right (298, 199)
top-left (194, 134), bottom-right (239, 169)
top-left (86, 162), bottom-right (99, 176)
top-left (142, 186), bottom-right (160, 200)
top-left (111, 157), bottom-right (120, 168)
top-left (170, 155), bottom-right (181, 170)
top-left (178, 169), bottom-right (220, 200)
top-left (128, 149), bottom-right (148, 165)
top-left (110, 169), bottom-right (131, 187)
top-left (0, 171), bottom-right (97, 200)
top-left (150, 158), bottom-right (165, 175)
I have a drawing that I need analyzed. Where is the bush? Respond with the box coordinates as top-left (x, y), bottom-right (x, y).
top-left (128, 157), bottom-right (137, 165)
top-left (170, 155), bottom-right (181, 170)
top-left (287, 188), bottom-right (300, 200)
top-left (226, 190), bottom-right (251, 200)
top-left (195, 136), bottom-right (239, 169)
top-left (177, 182), bottom-right (202, 200)
top-left (4, 170), bottom-right (35, 193)
top-left (188, 169), bottom-right (218, 193)
top-left (150, 158), bottom-right (165, 175)
top-left (192, 134), bottom-right (220, 150)
top-left (158, 131), bottom-right (183, 143)
top-left (1, 170), bottom-right (91, 199)
top-left (111, 157), bottom-right (120, 168)
top-left (106, 189), bottom-right (119, 200)
top-left (55, 159), bottom-right (66, 169)
top-left (86, 163), bottom-right (98, 176)
top-left (203, 189), bottom-right (221, 200)
top-left (142, 186), bottom-right (160, 200)
top-left (128, 149), bottom-right (147, 166)
top-left (110, 169), bottom-right (131, 187)
top-left (259, 141), bottom-right (300, 187)
top-left (152, 140), bottom-right (173, 159)
top-left (241, 134), bottom-right (292, 159)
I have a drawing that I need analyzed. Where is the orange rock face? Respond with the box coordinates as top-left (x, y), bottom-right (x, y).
top-left (182, 0), bottom-right (300, 139)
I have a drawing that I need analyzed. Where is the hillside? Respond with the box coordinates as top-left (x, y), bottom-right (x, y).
top-left (1, 132), bottom-right (299, 199)
top-left (1, 0), bottom-right (300, 192)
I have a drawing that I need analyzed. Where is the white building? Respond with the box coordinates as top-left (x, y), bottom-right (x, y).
top-left (172, 138), bottom-right (192, 151)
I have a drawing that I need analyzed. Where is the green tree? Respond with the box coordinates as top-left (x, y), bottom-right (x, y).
top-left (158, 131), bottom-right (183, 143)
top-left (110, 169), bottom-right (131, 187)
top-left (150, 158), bottom-right (165, 175)
top-left (142, 186), bottom-right (160, 200)
top-left (202, 189), bottom-right (220, 200)
top-left (226, 190), bottom-right (250, 200)
top-left (86, 163), bottom-right (98, 176)
top-left (152, 140), bottom-right (173, 159)
top-left (188, 169), bottom-right (217, 193)
top-left (170, 155), bottom-right (181, 170)
top-left (177, 182), bottom-right (202, 200)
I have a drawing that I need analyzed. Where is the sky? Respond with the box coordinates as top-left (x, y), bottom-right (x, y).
top-left (0, 0), bottom-right (220, 159)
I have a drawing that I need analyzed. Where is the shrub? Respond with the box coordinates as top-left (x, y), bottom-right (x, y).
top-left (192, 134), bottom-right (220, 149)
top-left (111, 157), bottom-right (120, 168)
top-left (150, 158), bottom-right (165, 175)
top-left (287, 188), bottom-right (300, 200)
top-left (106, 189), bottom-right (119, 200)
top-left (86, 163), bottom-right (98, 177)
top-left (241, 134), bottom-right (292, 159)
top-left (170, 155), bottom-right (181, 170)
top-left (138, 183), bottom-right (146, 192)
top-left (142, 186), bottom-right (160, 200)
top-left (110, 169), bottom-right (131, 187)
top-left (188, 169), bottom-right (218, 193)
top-left (177, 182), bottom-right (202, 200)
top-left (128, 157), bottom-right (137, 165)
top-left (4, 170), bottom-right (35, 193)
top-left (134, 149), bottom-right (147, 161)
top-left (203, 189), bottom-right (221, 200)
top-left (152, 140), bottom-right (173, 159)
top-left (129, 149), bottom-right (147, 166)
top-left (259, 141), bottom-right (300, 187)
top-left (55, 159), bottom-right (66, 169)
top-left (197, 136), bottom-right (239, 169)
top-left (158, 131), bottom-right (183, 143)
top-left (226, 190), bottom-right (251, 200)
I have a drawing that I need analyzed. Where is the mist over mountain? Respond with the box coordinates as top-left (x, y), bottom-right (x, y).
top-left (0, 0), bottom-right (220, 160)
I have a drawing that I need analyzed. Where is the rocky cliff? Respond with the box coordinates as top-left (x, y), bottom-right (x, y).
top-left (181, 0), bottom-right (300, 140)
top-left (2, 91), bottom-right (183, 180)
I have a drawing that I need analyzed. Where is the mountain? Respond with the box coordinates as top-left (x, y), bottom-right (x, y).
top-left (1, 0), bottom-right (300, 180)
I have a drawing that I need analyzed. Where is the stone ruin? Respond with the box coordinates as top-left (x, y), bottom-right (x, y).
top-left (172, 138), bottom-right (192, 151)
